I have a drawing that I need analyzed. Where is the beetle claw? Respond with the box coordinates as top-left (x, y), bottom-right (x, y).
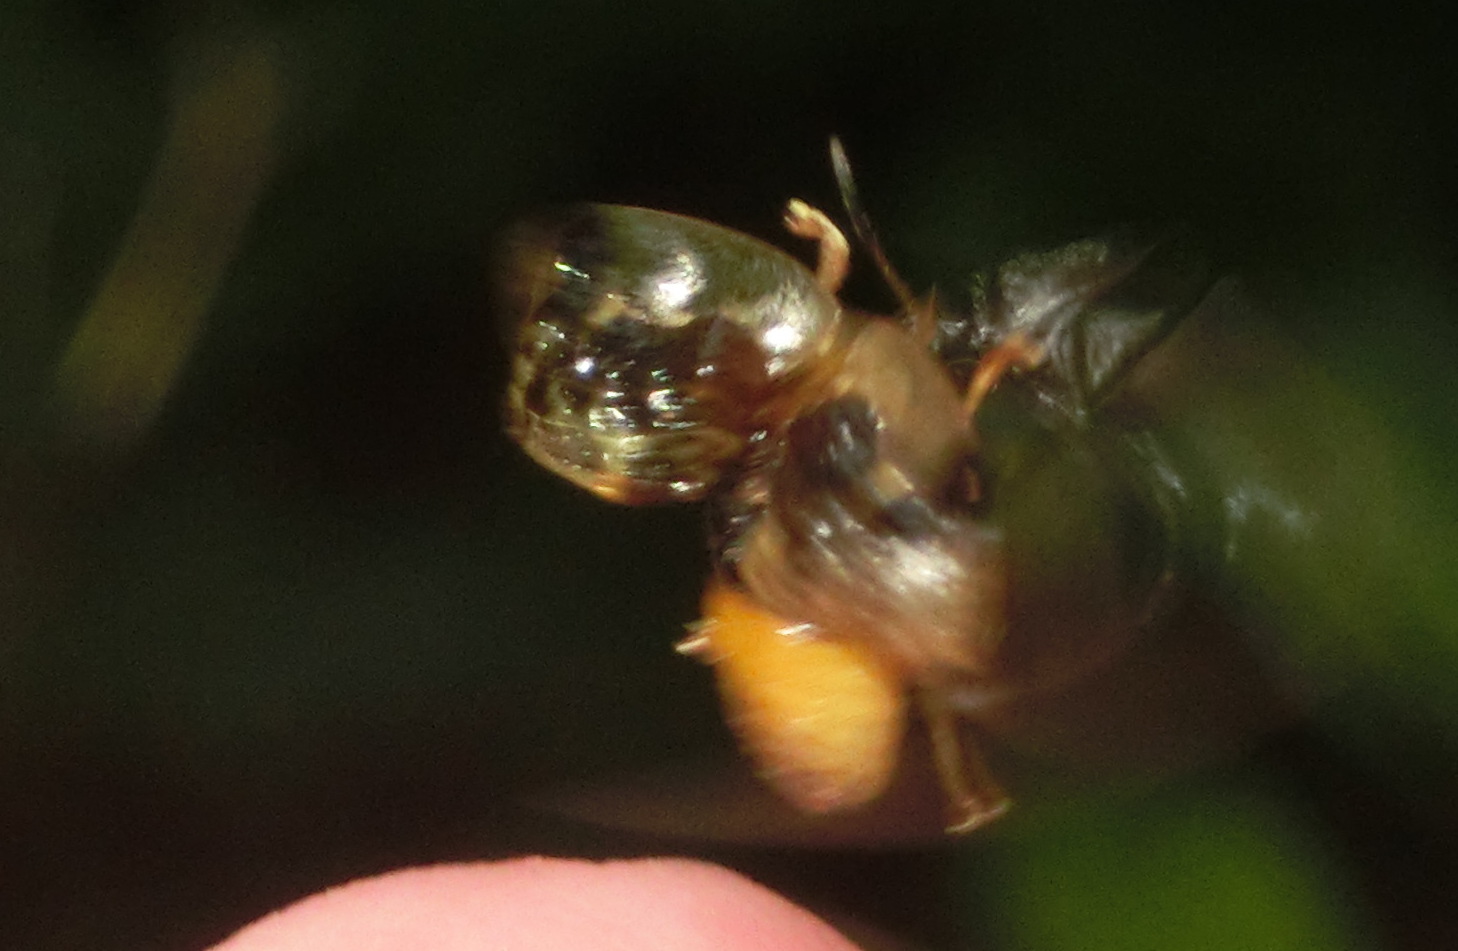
top-left (946, 795), bottom-right (1012, 835)
top-left (674, 623), bottom-right (713, 658)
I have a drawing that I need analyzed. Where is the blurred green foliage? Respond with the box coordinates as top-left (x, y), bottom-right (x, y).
top-left (1, 2), bottom-right (1454, 949)
top-left (978, 778), bottom-right (1379, 951)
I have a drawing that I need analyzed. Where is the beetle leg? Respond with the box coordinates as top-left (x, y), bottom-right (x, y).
top-left (903, 287), bottom-right (940, 349)
top-left (784, 199), bottom-right (851, 295)
top-left (917, 687), bottom-right (1010, 833)
top-left (962, 333), bottom-right (1046, 419)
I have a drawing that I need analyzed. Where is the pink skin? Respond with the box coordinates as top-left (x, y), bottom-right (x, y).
top-left (210, 857), bottom-right (859, 951)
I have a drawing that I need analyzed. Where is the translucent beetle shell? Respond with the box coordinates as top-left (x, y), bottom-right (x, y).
top-left (502, 205), bottom-right (845, 504)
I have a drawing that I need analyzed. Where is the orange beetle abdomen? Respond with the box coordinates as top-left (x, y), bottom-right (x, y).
top-left (680, 579), bottom-right (908, 815)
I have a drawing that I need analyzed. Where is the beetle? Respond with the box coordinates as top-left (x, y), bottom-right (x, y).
top-left (498, 144), bottom-right (1234, 832)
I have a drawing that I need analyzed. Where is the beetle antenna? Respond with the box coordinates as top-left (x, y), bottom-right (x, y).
top-left (830, 136), bottom-right (917, 311)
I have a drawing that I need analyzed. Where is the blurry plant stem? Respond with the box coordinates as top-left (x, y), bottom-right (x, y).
top-left (1, 25), bottom-right (280, 682)
top-left (54, 27), bottom-right (280, 448)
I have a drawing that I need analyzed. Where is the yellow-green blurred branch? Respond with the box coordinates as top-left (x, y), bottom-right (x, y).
top-left (54, 30), bottom-right (280, 447)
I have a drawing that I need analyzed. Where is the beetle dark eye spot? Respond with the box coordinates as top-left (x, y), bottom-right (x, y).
top-left (822, 397), bottom-right (881, 485)
top-left (788, 396), bottom-right (880, 488)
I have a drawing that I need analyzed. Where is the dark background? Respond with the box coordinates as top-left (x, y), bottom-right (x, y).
top-left (2, 2), bottom-right (1455, 949)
